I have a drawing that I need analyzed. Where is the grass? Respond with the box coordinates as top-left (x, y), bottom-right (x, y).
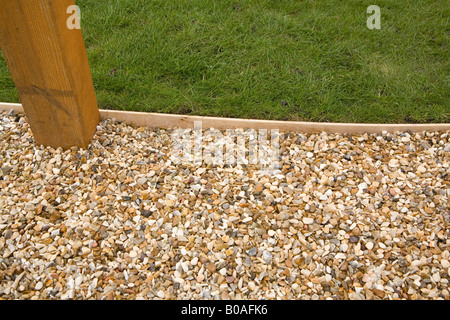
top-left (0, 0), bottom-right (448, 123)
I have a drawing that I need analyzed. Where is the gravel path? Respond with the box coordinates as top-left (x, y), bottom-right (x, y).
top-left (0, 110), bottom-right (449, 300)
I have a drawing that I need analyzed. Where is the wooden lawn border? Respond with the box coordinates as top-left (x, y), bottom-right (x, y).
top-left (1, 102), bottom-right (449, 134)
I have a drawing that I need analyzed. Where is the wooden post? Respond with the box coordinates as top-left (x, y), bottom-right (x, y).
top-left (0, 0), bottom-right (100, 149)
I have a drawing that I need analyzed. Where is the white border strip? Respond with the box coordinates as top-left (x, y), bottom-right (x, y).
top-left (1, 102), bottom-right (449, 134)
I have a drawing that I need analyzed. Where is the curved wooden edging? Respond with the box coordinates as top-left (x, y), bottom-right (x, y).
top-left (1, 102), bottom-right (449, 134)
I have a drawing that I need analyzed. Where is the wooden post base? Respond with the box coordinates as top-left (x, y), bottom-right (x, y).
top-left (0, 0), bottom-right (99, 149)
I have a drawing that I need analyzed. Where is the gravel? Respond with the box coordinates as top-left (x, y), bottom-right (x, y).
top-left (0, 110), bottom-right (449, 300)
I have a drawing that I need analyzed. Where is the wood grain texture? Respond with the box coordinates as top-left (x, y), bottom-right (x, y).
top-left (0, 0), bottom-right (99, 149)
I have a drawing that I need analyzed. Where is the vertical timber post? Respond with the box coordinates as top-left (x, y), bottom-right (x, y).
top-left (0, 0), bottom-right (100, 149)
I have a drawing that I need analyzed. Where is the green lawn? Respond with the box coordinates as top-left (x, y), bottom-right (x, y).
top-left (0, 0), bottom-right (448, 123)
